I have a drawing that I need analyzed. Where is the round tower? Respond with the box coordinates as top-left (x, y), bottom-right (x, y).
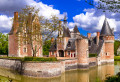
top-left (77, 38), bottom-right (89, 69)
top-left (100, 17), bottom-right (114, 63)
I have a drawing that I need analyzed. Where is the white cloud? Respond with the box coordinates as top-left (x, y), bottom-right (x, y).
top-left (0, 15), bottom-right (12, 33)
top-left (26, 0), bottom-right (64, 19)
top-left (70, 8), bottom-right (120, 34)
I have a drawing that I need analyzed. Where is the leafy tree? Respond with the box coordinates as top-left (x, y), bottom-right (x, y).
top-left (85, 0), bottom-right (120, 13)
top-left (0, 32), bottom-right (8, 55)
top-left (114, 40), bottom-right (120, 56)
top-left (43, 40), bottom-right (51, 55)
top-left (16, 6), bottom-right (59, 57)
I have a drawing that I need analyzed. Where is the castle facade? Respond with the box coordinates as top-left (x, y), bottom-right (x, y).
top-left (49, 16), bottom-right (114, 66)
top-left (8, 12), bottom-right (42, 57)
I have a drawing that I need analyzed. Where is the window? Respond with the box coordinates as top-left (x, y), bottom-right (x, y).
top-left (106, 52), bottom-right (109, 56)
top-left (23, 48), bottom-right (27, 53)
top-left (67, 41), bottom-right (71, 47)
top-left (68, 51), bottom-right (70, 55)
top-left (52, 51), bottom-right (54, 55)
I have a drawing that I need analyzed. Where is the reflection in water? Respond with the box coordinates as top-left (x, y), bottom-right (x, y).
top-left (0, 62), bottom-right (120, 82)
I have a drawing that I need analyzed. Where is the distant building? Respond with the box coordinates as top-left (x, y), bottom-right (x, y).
top-left (8, 12), bottom-right (42, 57)
top-left (49, 16), bottom-right (114, 65)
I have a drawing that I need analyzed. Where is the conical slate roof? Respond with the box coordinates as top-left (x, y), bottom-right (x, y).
top-left (100, 18), bottom-right (114, 36)
top-left (73, 25), bottom-right (80, 33)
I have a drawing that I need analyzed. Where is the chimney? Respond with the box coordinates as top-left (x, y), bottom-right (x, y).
top-left (28, 13), bottom-right (32, 25)
top-left (96, 32), bottom-right (100, 45)
top-left (87, 33), bottom-right (91, 38)
top-left (51, 37), bottom-right (54, 43)
top-left (13, 12), bottom-right (19, 33)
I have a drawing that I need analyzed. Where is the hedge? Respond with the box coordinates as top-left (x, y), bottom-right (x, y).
top-left (89, 54), bottom-right (97, 57)
top-left (24, 57), bottom-right (57, 62)
top-left (0, 57), bottom-right (57, 62)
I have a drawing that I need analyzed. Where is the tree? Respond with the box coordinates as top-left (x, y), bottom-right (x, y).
top-left (16, 6), bottom-right (59, 57)
top-left (0, 32), bottom-right (8, 55)
top-left (85, 0), bottom-right (120, 13)
top-left (43, 40), bottom-right (51, 55)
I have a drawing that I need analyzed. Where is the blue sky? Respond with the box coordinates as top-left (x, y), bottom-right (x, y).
top-left (0, 0), bottom-right (119, 38)
top-left (39, 0), bottom-right (93, 35)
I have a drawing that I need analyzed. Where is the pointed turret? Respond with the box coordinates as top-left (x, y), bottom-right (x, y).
top-left (63, 13), bottom-right (67, 29)
top-left (100, 17), bottom-right (114, 36)
top-left (73, 25), bottom-right (80, 33)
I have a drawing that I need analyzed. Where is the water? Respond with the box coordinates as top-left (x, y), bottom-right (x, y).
top-left (0, 61), bottom-right (120, 82)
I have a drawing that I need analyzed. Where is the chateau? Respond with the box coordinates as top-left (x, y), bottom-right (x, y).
top-left (8, 12), bottom-right (114, 66)
top-left (8, 12), bottom-right (42, 57)
top-left (49, 16), bottom-right (114, 65)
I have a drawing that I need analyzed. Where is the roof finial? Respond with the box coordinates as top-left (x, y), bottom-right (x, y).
top-left (64, 12), bottom-right (67, 21)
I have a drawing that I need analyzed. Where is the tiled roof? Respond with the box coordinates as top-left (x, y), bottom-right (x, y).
top-left (100, 18), bottom-right (114, 36)
top-left (65, 39), bottom-right (76, 51)
top-left (73, 25), bottom-right (79, 33)
top-left (49, 40), bottom-right (57, 51)
top-left (89, 37), bottom-right (104, 55)
top-left (63, 27), bottom-right (71, 37)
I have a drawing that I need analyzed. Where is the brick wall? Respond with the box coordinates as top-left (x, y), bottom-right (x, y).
top-left (8, 35), bottom-right (18, 57)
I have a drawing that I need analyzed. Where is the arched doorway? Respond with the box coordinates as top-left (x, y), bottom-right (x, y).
top-left (59, 50), bottom-right (64, 57)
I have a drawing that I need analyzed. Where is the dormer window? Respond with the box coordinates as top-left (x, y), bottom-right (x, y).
top-left (67, 41), bottom-right (71, 47)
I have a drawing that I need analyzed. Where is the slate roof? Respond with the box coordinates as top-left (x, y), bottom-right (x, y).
top-left (63, 27), bottom-right (71, 37)
top-left (89, 37), bottom-right (104, 55)
top-left (65, 39), bottom-right (76, 51)
top-left (100, 18), bottom-right (114, 36)
top-left (49, 40), bottom-right (57, 51)
top-left (73, 25), bottom-right (80, 33)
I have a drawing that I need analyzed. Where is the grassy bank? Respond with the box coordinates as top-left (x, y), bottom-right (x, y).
top-left (0, 57), bottom-right (57, 62)
top-left (114, 56), bottom-right (120, 61)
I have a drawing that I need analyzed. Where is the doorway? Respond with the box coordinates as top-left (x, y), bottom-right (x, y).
top-left (59, 50), bottom-right (64, 57)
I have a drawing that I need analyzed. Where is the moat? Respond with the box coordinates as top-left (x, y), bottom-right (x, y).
top-left (0, 61), bottom-right (119, 82)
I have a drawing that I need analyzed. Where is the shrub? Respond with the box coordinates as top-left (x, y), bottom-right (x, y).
top-left (23, 57), bottom-right (57, 62)
top-left (105, 72), bottom-right (120, 82)
top-left (89, 54), bottom-right (97, 57)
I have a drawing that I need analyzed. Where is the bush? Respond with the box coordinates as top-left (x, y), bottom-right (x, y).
top-left (23, 57), bottom-right (57, 62)
top-left (105, 72), bottom-right (120, 82)
top-left (89, 54), bottom-right (97, 57)
top-left (0, 57), bottom-right (58, 62)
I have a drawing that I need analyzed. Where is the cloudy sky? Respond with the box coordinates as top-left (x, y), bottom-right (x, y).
top-left (0, 0), bottom-right (120, 38)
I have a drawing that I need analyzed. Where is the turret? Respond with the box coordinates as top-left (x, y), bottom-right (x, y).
top-left (100, 17), bottom-right (114, 61)
top-left (63, 13), bottom-right (68, 29)
top-left (77, 38), bottom-right (89, 69)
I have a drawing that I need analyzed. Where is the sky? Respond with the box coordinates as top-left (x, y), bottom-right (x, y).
top-left (0, 0), bottom-right (120, 38)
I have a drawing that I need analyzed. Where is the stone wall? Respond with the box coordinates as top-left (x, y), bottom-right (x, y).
top-left (0, 59), bottom-right (22, 72)
top-left (64, 59), bottom-right (77, 70)
top-left (89, 57), bottom-right (97, 67)
top-left (22, 62), bottom-right (62, 77)
top-left (0, 58), bottom-right (113, 78)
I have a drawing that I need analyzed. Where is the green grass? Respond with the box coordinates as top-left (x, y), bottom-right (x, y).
top-left (0, 57), bottom-right (57, 62)
top-left (114, 56), bottom-right (120, 61)
top-left (89, 54), bottom-right (97, 57)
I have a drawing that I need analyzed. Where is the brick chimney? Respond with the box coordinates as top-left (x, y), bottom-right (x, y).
top-left (87, 33), bottom-right (91, 38)
top-left (28, 13), bottom-right (32, 26)
top-left (13, 12), bottom-right (19, 33)
top-left (96, 32), bottom-right (100, 45)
